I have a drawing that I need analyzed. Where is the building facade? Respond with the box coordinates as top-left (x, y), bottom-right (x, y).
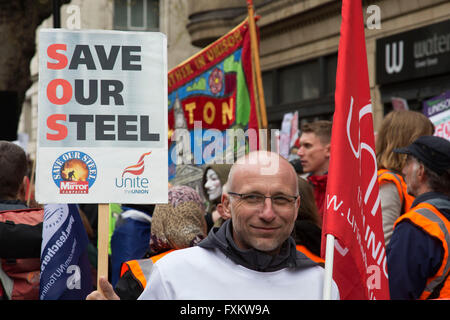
top-left (186, 0), bottom-right (450, 131)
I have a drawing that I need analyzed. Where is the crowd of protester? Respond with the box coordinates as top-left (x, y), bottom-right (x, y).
top-left (0, 109), bottom-right (449, 300)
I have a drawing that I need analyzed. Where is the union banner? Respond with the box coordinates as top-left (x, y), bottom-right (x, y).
top-left (168, 19), bottom-right (259, 180)
top-left (321, 0), bottom-right (390, 299)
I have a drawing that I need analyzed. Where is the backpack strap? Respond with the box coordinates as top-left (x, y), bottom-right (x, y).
top-left (0, 260), bottom-right (13, 300)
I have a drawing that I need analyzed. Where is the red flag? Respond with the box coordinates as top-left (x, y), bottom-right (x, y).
top-left (321, 0), bottom-right (390, 300)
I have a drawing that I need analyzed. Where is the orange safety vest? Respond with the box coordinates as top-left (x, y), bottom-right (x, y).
top-left (296, 245), bottom-right (324, 264)
top-left (394, 201), bottom-right (450, 300)
top-left (377, 169), bottom-right (415, 214)
top-left (119, 249), bottom-right (175, 290)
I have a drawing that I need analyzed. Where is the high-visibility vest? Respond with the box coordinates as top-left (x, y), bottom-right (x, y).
top-left (377, 169), bottom-right (415, 214)
top-left (119, 249), bottom-right (175, 290)
top-left (394, 200), bottom-right (450, 299)
top-left (296, 245), bottom-right (324, 264)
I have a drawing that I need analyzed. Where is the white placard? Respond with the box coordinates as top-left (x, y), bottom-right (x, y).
top-left (36, 29), bottom-right (168, 204)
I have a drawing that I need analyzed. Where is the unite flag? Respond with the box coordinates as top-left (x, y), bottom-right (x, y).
top-left (321, 0), bottom-right (390, 299)
top-left (40, 204), bottom-right (93, 300)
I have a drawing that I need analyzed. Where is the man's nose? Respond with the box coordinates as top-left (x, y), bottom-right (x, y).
top-left (258, 198), bottom-right (276, 222)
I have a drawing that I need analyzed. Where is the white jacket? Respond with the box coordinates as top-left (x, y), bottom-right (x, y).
top-left (138, 246), bottom-right (339, 300)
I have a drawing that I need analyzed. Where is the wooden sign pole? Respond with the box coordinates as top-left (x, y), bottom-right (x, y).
top-left (97, 203), bottom-right (110, 291)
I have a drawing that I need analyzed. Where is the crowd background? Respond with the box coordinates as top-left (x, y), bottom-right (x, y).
top-left (0, 108), bottom-right (449, 300)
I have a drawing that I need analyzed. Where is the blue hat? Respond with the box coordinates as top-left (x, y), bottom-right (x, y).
top-left (393, 135), bottom-right (450, 175)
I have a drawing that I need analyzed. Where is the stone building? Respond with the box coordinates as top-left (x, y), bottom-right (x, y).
top-left (186, 0), bottom-right (450, 131)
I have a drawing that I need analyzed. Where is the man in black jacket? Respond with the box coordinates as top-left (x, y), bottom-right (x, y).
top-left (0, 141), bottom-right (42, 258)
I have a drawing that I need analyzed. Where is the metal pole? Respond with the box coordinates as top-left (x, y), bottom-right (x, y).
top-left (322, 234), bottom-right (335, 300)
top-left (53, 0), bottom-right (61, 28)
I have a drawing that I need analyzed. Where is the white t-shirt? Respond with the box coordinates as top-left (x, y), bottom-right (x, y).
top-left (138, 246), bottom-right (339, 300)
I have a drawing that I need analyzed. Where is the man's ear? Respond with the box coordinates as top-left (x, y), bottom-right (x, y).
top-left (221, 193), bottom-right (232, 219)
top-left (17, 176), bottom-right (29, 202)
top-left (417, 162), bottom-right (426, 182)
top-left (325, 143), bottom-right (331, 158)
top-left (293, 196), bottom-right (300, 221)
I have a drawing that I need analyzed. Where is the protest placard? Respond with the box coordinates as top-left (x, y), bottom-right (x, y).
top-left (423, 91), bottom-right (450, 141)
top-left (36, 29), bottom-right (168, 289)
top-left (36, 29), bottom-right (168, 204)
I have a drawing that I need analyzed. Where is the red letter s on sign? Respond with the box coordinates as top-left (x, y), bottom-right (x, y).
top-left (47, 114), bottom-right (68, 141)
top-left (47, 44), bottom-right (68, 70)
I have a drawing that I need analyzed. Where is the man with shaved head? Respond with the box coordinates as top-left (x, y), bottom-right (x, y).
top-left (223, 151), bottom-right (300, 256)
top-left (89, 151), bottom-right (339, 300)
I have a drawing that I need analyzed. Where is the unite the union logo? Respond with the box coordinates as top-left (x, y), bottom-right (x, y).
top-left (51, 151), bottom-right (97, 194)
top-left (115, 151), bottom-right (151, 194)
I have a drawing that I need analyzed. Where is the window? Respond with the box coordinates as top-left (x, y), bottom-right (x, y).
top-left (279, 64), bottom-right (303, 104)
top-left (114, 0), bottom-right (159, 31)
top-left (279, 61), bottom-right (320, 104)
top-left (262, 71), bottom-right (274, 106)
top-left (262, 53), bottom-right (337, 126)
top-left (325, 54), bottom-right (337, 94)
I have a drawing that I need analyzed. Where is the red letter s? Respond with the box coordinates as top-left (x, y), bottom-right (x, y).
top-left (47, 44), bottom-right (68, 70)
top-left (47, 114), bottom-right (68, 140)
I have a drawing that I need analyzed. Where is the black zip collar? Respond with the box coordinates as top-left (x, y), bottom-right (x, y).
top-left (198, 219), bottom-right (318, 272)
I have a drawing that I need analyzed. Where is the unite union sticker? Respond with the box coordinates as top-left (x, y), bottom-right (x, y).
top-left (51, 151), bottom-right (97, 194)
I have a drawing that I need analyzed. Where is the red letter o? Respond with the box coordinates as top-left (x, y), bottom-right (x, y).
top-left (47, 79), bottom-right (72, 105)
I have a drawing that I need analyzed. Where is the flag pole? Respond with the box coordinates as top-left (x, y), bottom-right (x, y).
top-left (323, 234), bottom-right (335, 300)
top-left (246, 0), bottom-right (268, 150)
top-left (250, 41), bottom-right (263, 132)
top-left (97, 203), bottom-right (109, 291)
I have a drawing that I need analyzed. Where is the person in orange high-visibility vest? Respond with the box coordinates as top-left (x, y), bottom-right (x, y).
top-left (387, 136), bottom-right (450, 300)
top-left (378, 169), bottom-right (414, 213)
top-left (375, 110), bottom-right (434, 245)
top-left (116, 249), bottom-right (174, 300)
